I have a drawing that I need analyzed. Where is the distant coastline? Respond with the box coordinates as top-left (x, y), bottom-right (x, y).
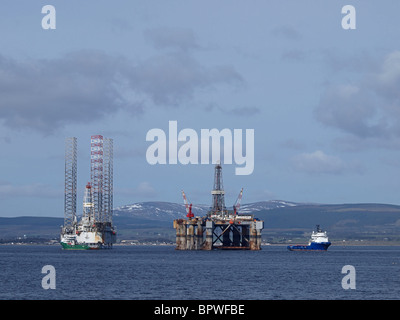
top-left (1, 200), bottom-right (400, 246)
top-left (1, 240), bottom-right (400, 247)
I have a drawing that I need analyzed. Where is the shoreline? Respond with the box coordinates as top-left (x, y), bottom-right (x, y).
top-left (1, 242), bottom-right (400, 247)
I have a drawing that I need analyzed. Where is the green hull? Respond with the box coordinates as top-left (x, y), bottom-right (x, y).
top-left (60, 242), bottom-right (99, 250)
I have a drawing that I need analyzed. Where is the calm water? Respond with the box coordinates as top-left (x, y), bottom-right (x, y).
top-left (0, 245), bottom-right (399, 300)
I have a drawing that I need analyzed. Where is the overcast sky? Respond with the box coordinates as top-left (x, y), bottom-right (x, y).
top-left (2, 1), bottom-right (400, 217)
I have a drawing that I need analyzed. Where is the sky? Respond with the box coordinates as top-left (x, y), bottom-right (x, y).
top-left (1, 1), bottom-right (400, 217)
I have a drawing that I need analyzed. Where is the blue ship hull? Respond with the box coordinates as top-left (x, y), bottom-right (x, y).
top-left (287, 242), bottom-right (331, 251)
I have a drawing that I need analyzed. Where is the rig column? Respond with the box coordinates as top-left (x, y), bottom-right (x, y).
top-left (186, 222), bottom-right (195, 250)
top-left (203, 220), bottom-right (214, 250)
top-left (241, 225), bottom-right (249, 248)
top-left (195, 219), bottom-right (203, 249)
top-left (174, 219), bottom-right (187, 250)
top-left (232, 225), bottom-right (241, 247)
top-left (223, 225), bottom-right (231, 247)
top-left (249, 221), bottom-right (257, 250)
top-left (249, 220), bottom-right (263, 250)
top-left (256, 221), bottom-right (263, 249)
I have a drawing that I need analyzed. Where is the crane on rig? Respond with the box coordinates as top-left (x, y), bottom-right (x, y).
top-left (182, 190), bottom-right (194, 219)
top-left (233, 188), bottom-right (243, 215)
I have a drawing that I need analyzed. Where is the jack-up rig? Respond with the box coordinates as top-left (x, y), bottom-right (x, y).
top-left (60, 135), bottom-right (116, 250)
top-left (173, 163), bottom-right (264, 250)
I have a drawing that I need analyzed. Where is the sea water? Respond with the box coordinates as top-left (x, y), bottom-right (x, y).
top-left (0, 245), bottom-right (399, 300)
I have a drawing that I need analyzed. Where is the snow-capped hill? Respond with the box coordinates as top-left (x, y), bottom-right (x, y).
top-left (239, 200), bottom-right (298, 213)
top-left (114, 200), bottom-right (299, 220)
top-left (114, 201), bottom-right (210, 220)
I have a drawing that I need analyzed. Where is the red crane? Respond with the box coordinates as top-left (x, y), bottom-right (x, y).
top-left (182, 190), bottom-right (194, 219)
top-left (233, 188), bottom-right (243, 215)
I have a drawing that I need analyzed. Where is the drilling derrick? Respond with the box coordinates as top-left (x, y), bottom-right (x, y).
top-left (90, 136), bottom-right (113, 225)
top-left (82, 182), bottom-right (94, 224)
top-left (64, 137), bottom-right (77, 233)
top-left (91, 135), bottom-right (104, 224)
top-left (103, 137), bottom-right (113, 225)
top-left (211, 162), bottom-right (226, 214)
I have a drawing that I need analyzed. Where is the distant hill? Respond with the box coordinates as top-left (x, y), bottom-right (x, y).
top-left (114, 201), bottom-right (209, 220)
top-left (1, 201), bottom-right (400, 243)
top-left (0, 216), bottom-right (63, 239)
top-left (253, 202), bottom-right (400, 243)
top-left (113, 200), bottom-right (299, 220)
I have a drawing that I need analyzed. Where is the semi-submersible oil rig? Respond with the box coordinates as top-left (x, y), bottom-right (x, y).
top-left (173, 163), bottom-right (264, 250)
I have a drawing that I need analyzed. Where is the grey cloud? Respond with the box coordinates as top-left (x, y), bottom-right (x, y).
top-left (0, 45), bottom-right (243, 133)
top-left (281, 49), bottom-right (306, 62)
top-left (129, 52), bottom-right (243, 106)
top-left (280, 138), bottom-right (306, 150)
top-left (291, 150), bottom-right (363, 175)
top-left (207, 105), bottom-right (260, 116)
top-left (137, 27), bottom-right (243, 105)
top-left (225, 106), bottom-right (260, 116)
top-left (144, 27), bottom-right (200, 51)
top-left (332, 134), bottom-right (400, 152)
top-left (375, 51), bottom-right (400, 113)
top-left (271, 25), bottom-right (301, 40)
top-left (292, 150), bottom-right (346, 175)
top-left (314, 84), bottom-right (385, 138)
top-left (315, 51), bottom-right (400, 144)
top-left (322, 49), bottom-right (380, 74)
top-left (109, 18), bottom-right (133, 35)
top-left (0, 51), bottom-right (137, 134)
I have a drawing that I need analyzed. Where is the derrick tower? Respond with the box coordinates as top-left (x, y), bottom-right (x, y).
top-left (211, 162), bottom-right (226, 214)
top-left (90, 135), bottom-right (113, 225)
top-left (82, 182), bottom-right (94, 223)
top-left (64, 137), bottom-right (77, 232)
top-left (103, 137), bottom-right (114, 224)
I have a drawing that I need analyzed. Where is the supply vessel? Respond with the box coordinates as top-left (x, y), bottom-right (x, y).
top-left (287, 225), bottom-right (331, 251)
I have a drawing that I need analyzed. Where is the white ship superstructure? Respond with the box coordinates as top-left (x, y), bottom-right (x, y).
top-left (309, 226), bottom-right (329, 245)
top-left (61, 182), bottom-right (116, 249)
